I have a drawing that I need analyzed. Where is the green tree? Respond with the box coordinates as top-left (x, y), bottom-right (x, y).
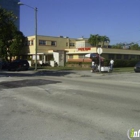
top-left (0, 7), bottom-right (26, 61)
top-left (0, 7), bottom-right (17, 60)
top-left (88, 34), bottom-right (101, 46)
top-left (111, 42), bottom-right (140, 50)
top-left (129, 43), bottom-right (140, 50)
top-left (111, 43), bottom-right (124, 49)
top-left (101, 36), bottom-right (110, 47)
top-left (88, 34), bottom-right (110, 47)
top-left (9, 31), bottom-right (27, 60)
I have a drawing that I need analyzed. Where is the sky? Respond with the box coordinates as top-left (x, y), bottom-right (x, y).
top-left (19, 0), bottom-right (140, 45)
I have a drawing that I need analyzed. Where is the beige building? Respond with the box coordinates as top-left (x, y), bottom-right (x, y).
top-left (24, 35), bottom-right (93, 65)
top-left (23, 35), bottom-right (140, 66)
top-left (67, 48), bottom-right (140, 63)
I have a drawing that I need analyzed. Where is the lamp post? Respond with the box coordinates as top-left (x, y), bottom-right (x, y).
top-left (18, 2), bottom-right (38, 71)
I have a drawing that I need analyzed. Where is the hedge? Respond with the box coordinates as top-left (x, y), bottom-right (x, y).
top-left (113, 60), bottom-right (138, 67)
top-left (66, 59), bottom-right (139, 67)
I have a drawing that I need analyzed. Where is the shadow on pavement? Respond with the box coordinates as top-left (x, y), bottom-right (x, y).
top-left (0, 70), bottom-right (76, 77)
top-left (0, 79), bottom-right (61, 89)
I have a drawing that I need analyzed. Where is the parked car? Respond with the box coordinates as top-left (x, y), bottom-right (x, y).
top-left (134, 61), bottom-right (140, 72)
top-left (8, 59), bottom-right (29, 71)
top-left (0, 61), bottom-right (9, 70)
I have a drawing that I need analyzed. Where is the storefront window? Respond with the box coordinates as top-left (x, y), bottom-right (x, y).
top-left (108, 54), bottom-right (115, 59)
top-left (124, 55), bottom-right (129, 59)
top-left (116, 54), bottom-right (122, 59)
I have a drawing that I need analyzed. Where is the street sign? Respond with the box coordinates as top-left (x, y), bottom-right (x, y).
top-left (97, 48), bottom-right (103, 54)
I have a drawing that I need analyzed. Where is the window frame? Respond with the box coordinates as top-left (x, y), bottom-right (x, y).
top-left (39, 40), bottom-right (47, 46)
top-left (51, 41), bottom-right (56, 46)
top-left (69, 43), bottom-right (75, 46)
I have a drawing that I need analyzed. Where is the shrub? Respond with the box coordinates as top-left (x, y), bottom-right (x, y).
top-left (112, 59), bottom-right (138, 67)
top-left (66, 59), bottom-right (139, 67)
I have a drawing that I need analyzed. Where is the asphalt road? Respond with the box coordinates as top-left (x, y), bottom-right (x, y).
top-left (0, 70), bottom-right (140, 140)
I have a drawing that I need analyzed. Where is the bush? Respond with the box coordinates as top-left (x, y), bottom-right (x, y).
top-left (112, 59), bottom-right (138, 67)
top-left (66, 61), bottom-right (91, 67)
top-left (67, 59), bottom-right (139, 67)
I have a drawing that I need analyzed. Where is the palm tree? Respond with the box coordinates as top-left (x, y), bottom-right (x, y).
top-left (88, 34), bottom-right (101, 47)
top-left (101, 36), bottom-right (110, 48)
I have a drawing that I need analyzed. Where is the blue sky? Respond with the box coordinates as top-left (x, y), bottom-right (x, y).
top-left (19, 0), bottom-right (140, 45)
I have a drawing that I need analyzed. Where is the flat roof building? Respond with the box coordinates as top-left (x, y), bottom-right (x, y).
top-left (21, 35), bottom-right (140, 67)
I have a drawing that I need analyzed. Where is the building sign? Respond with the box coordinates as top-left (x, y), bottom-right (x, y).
top-left (78, 47), bottom-right (91, 51)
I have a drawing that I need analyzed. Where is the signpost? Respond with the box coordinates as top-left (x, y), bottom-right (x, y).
top-left (97, 48), bottom-right (103, 72)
